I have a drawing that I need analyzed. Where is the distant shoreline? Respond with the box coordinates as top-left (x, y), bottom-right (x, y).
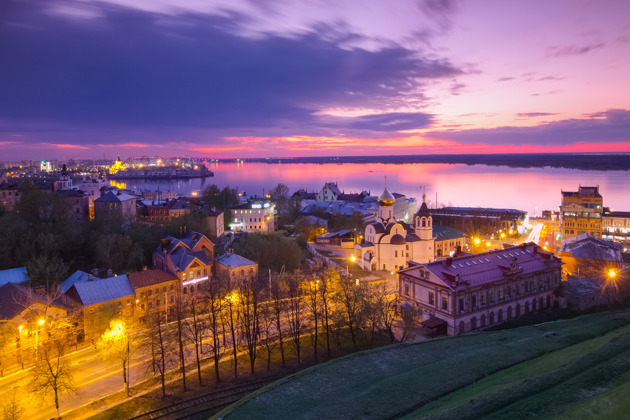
top-left (211, 153), bottom-right (630, 171)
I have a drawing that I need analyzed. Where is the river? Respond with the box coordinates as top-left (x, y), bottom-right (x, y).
top-left (114, 162), bottom-right (630, 215)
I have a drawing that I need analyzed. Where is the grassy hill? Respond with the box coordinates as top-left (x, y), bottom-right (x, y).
top-left (215, 311), bottom-right (630, 419)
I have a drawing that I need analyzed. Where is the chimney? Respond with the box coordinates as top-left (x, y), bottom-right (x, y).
top-left (107, 269), bottom-right (113, 278)
top-left (455, 245), bottom-right (461, 254)
top-left (91, 268), bottom-right (99, 277)
top-left (192, 232), bottom-right (199, 240)
top-left (88, 274), bottom-right (93, 281)
top-left (446, 257), bottom-right (453, 266)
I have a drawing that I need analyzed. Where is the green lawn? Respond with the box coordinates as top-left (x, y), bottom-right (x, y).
top-left (215, 311), bottom-right (630, 420)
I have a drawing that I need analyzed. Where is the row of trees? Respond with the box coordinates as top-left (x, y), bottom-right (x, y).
top-left (131, 266), bottom-right (419, 397)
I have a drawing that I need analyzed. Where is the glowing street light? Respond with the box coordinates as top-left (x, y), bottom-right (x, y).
top-left (35, 318), bottom-right (45, 357)
top-left (608, 269), bottom-right (616, 279)
top-left (474, 238), bottom-right (480, 245)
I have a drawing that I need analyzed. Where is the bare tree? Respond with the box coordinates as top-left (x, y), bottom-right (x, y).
top-left (303, 275), bottom-right (320, 362)
top-left (225, 288), bottom-right (240, 379)
top-left (270, 272), bottom-right (287, 367)
top-left (183, 292), bottom-right (206, 386)
top-left (318, 267), bottom-right (336, 359)
top-left (287, 272), bottom-right (304, 364)
top-left (238, 275), bottom-right (262, 374)
top-left (333, 275), bottom-right (367, 351)
top-left (173, 291), bottom-right (187, 392)
top-left (1, 391), bottom-right (24, 420)
top-left (259, 301), bottom-right (278, 371)
top-left (144, 307), bottom-right (176, 396)
top-left (400, 304), bottom-right (422, 343)
top-left (29, 325), bottom-right (75, 418)
top-left (96, 319), bottom-right (133, 395)
top-left (204, 275), bottom-right (227, 382)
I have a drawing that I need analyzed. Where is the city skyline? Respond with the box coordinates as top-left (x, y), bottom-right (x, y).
top-left (1, 0), bottom-right (630, 161)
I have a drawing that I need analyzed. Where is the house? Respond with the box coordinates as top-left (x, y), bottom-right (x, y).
top-left (559, 233), bottom-right (623, 278)
top-left (398, 242), bottom-right (563, 335)
top-left (560, 186), bottom-right (603, 239)
top-left (556, 276), bottom-right (603, 311)
top-left (433, 225), bottom-right (466, 258)
top-left (215, 251), bottom-right (258, 282)
top-left (0, 283), bottom-right (70, 366)
top-left (205, 206), bottom-right (225, 238)
top-left (63, 275), bottom-right (135, 339)
top-left (430, 207), bottom-right (527, 236)
top-left (94, 190), bottom-right (137, 224)
top-left (152, 231), bottom-right (215, 295)
top-left (57, 189), bottom-right (90, 223)
top-left (128, 269), bottom-right (179, 319)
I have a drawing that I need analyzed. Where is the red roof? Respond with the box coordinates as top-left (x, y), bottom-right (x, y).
top-left (129, 269), bottom-right (178, 289)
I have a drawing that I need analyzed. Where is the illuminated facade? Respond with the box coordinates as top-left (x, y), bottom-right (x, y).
top-left (602, 208), bottom-right (630, 245)
top-left (152, 231), bottom-right (215, 295)
top-left (108, 155), bottom-right (127, 174)
top-left (215, 251), bottom-right (258, 282)
top-left (399, 243), bottom-right (563, 335)
top-left (230, 201), bottom-right (276, 233)
top-left (560, 186), bottom-right (603, 239)
top-left (354, 188), bottom-right (434, 272)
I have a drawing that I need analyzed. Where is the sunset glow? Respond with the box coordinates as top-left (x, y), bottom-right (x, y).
top-left (1, 0), bottom-right (629, 160)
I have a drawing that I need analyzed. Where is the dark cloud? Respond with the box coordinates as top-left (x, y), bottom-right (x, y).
top-left (427, 109), bottom-right (630, 145)
top-left (0, 0), bottom-right (463, 145)
top-left (516, 112), bottom-right (559, 118)
top-left (333, 112), bottom-right (433, 132)
top-left (496, 77), bottom-right (514, 82)
top-left (450, 81), bottom-right (465, 96)
top-left (547, 43), bottom-right (604, 57)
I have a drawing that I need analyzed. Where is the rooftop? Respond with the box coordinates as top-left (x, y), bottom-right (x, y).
top-left (399, 243), bottom-right (562, 291)
top-left (70, 275), bottom-right (135, 306)
top-left (129, 269), bottom-right (178, 289)
top-left (216, 252), bottom-right (256, 268)
top-left (0, 267), bottom-right (28, 287)
top-left (94, 191), bottom-right (137, 202)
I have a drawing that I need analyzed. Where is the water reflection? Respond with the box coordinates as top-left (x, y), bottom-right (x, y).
top-left (122, 163), bottom-right (630, 215)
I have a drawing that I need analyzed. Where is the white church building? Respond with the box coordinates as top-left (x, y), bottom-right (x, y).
top-left (354, 186), bottom-right (435, 272)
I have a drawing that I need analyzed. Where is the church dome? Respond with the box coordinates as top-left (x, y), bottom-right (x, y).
top-left (377, 187), bottom-right (395, 207)
top-left (390, 234), bottom-right (406, 245)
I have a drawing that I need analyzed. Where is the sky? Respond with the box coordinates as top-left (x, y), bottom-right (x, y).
top-left (1, 0), bottom-right (629, 161)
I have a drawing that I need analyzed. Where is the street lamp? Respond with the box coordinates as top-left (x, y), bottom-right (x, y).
top-left (347, 254), bottom-right (356, 277)
top-left (608, 269), bottom-right (616, 280)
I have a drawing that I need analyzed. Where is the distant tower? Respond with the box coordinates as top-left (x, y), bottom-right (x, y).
top-left (377, 179), bottom-right (395, 221)
top-left (53, 163), bottom-right (73, 191)
top-left (415, 193), bottom-right (433, 240)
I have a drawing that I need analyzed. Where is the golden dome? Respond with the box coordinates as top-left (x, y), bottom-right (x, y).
top-left (377, 187), bottom-right (395, 207)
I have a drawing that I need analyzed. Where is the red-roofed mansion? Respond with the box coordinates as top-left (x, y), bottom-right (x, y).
top-left (398, 243), bottom-right (563, 335)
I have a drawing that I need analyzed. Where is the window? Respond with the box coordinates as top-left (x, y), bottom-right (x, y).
top-left (118, 301), bottom-right (122, 308)
top-left (162, 287), bottom-right (166, 292)
top-left (182, 273), bottom-right (187, 281)
top-left (428, 292), bottom-right (435, 305)
top-left (395, 250), bottom-right (398, 257)
top-left (481, 294), bottom-right (486, 305)
top-left (472, 295), bottom-right (477, 307)
top-left (404, 284), bottom-right (410, 296)
top-left (170, 296), bottom-right (174, 303)
top-left (459, 298), bottom-right (464, 312)
top-left (189, 271), bottom-right (193, 279)
top-left (170, 284), bottom-right (174, 291)
top-left (441, 296), bottom-right (448, 310)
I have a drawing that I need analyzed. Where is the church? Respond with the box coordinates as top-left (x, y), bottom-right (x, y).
top-left (354, 186), bottom-right (435, 272)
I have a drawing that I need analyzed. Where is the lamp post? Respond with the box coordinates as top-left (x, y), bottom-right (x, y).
top-left (347, 254), bottom-right (356, 278)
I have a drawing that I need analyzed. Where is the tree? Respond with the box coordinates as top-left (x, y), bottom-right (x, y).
top-left (318, 267), bottom-right (337, 359)
top-left (29, 324), bottom-right (75, 418)
top-left (143, 308), bottom-right (176, 396)
top-left (238, 275), bottom-right (262, 374)
top-left (183, 293), bottom-right (206, 386)
top-left (203, 276), bottom-right (227, 381)
top-left (232, 233), bottom-right (305, 273)
top-left (333, 275), bottom-right (367, 351)
top-left (270, 272), bottom-right (287, 367)
top-left (303, 276), bottom-right (320, 362)
top-left (202, 185), bottom-right (239, 225)
top-left (225, 289), bottom-right (240, 379)
top-left (97, 320), bottom-right (132, 396)
top-left (400, 304), bottom-right (422, 343)
top-left (173, 291), bottom-right (187, 392)
top-left (286, 272), bottom-right (304, 364)
top-left (270, 183), bottom-right (290, 224)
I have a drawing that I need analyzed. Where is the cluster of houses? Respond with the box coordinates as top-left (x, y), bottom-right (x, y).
top-left (0, 231), bottom-right (257, 349)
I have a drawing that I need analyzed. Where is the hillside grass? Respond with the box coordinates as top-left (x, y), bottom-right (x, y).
top-left (215, 311), bottom-right (630, 420)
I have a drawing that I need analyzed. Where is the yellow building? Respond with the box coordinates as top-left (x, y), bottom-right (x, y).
top-left (560, 186), bottom-right (603, 239)
top-left (109, 155), bottom-right (126, 174)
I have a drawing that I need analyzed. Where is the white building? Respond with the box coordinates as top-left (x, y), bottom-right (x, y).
top-left (354, 187), bottom-right (434, 272)
top-left (398, 243), bottom-right (563, 335)
top-left (230, 201), bottom-right (276, 233)
top-left (78, 167), bottom-right (108, 218)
